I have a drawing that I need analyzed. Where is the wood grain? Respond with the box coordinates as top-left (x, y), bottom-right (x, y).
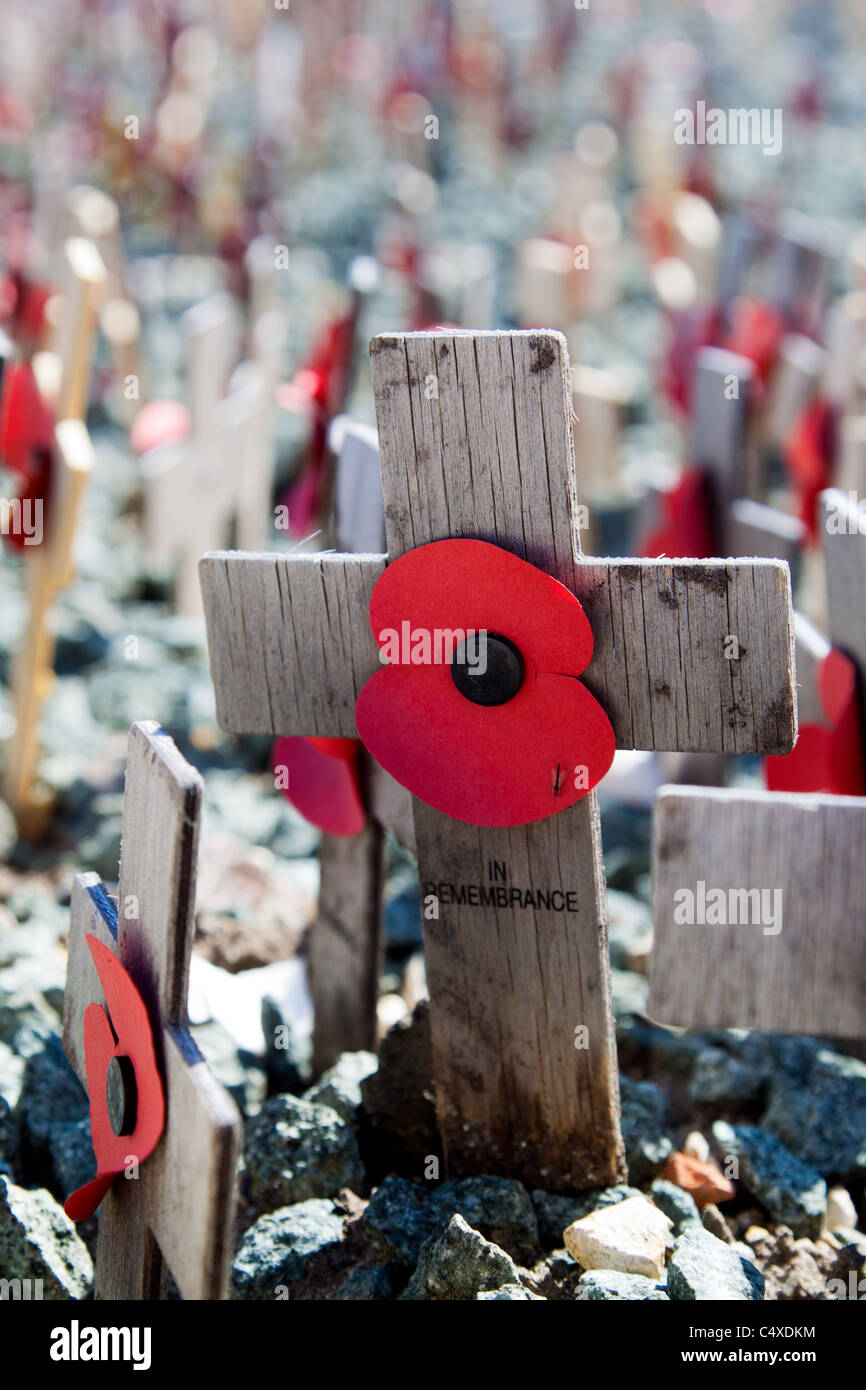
top-left (335, 420), bottom-right (386, 555)
top-left (822, 488), bottom-right (866, 716)
top-left (310, 818), bottom-right (386, 1076)
top-left (370, 328), bottom-right (625, 1189)
top-left (648, 785), bottom-right (866, 1037)
top-left (690, 347), bottom-right (754, 515)
top-left (200, 549), bottom-right (796, 755)
top-left (63, 723), bottom-right (241, 1300)
top-left (200, 550), bottom-right (385, 737)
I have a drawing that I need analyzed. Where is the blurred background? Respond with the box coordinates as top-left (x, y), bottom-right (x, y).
top-left (0, 2), bottom-right (865, 1285)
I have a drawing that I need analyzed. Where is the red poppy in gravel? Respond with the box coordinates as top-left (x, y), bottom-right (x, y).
top-left (271, 735), bottom-right (365, 836)
top-left (354, 539), bottom-right (616, 827)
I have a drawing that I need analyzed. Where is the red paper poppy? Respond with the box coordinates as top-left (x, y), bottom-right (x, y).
top-left (272, 736), bottom-right (365, 836)
top-left (0, 360), bottom-right (55, 553)
top-left (637, 467), bottom-right (715, 559)
top-left (65, 935), bottom-right (166, 1223)
top-left (765, 647), bottom-right (865, 796)
top-left (723, 298), bottom-right (784, 383)
top-left (130, 398), bottom-right (191, 455)
top-left (782, 396), bottom-right (835, 541)
top-left (354, 539), bottom-right (616, 827)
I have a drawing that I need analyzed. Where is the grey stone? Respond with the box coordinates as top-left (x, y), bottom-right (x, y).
top-left (0, 1176), bottom-right (92, 1299)
top-left (576, 1270), bottom-right (668, 1301)
top-left (713, 1122), bottom-right (826, 1238)
top-left (401, 1215), bottom-right (520, 1301)
top-left (435, 1176), bottom-right (540, 1264)
top-left (606, 889), bottom-right (652, 971)
top-left (668, 1228), bottom-right (764, 1301)
top-left (363, 1177), bottom-right (441, 1266)
top-left (0, 1038), bottom-right (26, 1108)
top-left (15, 1037), bottom-right (90, 1190)
top-left (336, 1263), bottom-right (400, 1300)
top-left (261, 996), bottom-right (310, 1094)
top-left (304, 1051), bottom-right (378, 1124)
top-left (190, 1019), bottom-right (267, 1117)
top-left (359, 1001), bottom-right (440, 1178)
top-left (691, 1046), bottom-right (766, 1105)
top-left (232, 1198), bottom-right (345, 1299)
top-left (650, 1179), bottom-right (703, 1236)
top-left (477, 1283), bottom-right (544, 1300)
top-left (530, 1184), bottom-right (642, 1250)
top-left (242, 1095), bottom-right (364, 1214)
top-left (762, 1049), bottom-right (866, 1178)
top-left (47, 1117), bottom-right (96, 1198)
top-left (619, 1074), bottom-right (673, 1183)
top-left (611, 968), bottom-right (649, 1018)
top-left (0, 1096), bottom-right (14, 1166)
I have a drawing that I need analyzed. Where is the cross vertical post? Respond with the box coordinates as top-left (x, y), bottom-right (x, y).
top-left (63, 722), bottom-right (242, 1299)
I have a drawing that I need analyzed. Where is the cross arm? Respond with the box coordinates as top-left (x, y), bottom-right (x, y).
top-left (649, 785), bottom-right (866, 1037)
top-left (201, 549), bottom-right (795, 755)
top-left (200, 551), bottom-right (386, 737)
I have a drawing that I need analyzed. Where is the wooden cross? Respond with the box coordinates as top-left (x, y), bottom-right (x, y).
top-left (34, 236), bottom-right (108, 422)
top-left (643, 345), bottom-right (805, 574)
top-left (649, 487), bottom-right (866, 1037)
top-left (201, 330), bottom-right (796, 1192)
top-left (308, 419), bottom-right (411, 1073)
top-left (141, 293), bottom-right (271, 614)
top-left (63, 722), bottom-right (241, 1300)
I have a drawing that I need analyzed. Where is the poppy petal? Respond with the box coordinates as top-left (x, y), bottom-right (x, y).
top-left (272, 736), bottom-right (366, 836)
top-left (356, 539), bottom-right (615, 826)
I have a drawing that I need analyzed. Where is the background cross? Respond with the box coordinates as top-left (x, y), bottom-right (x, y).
top-left (649, 486), bottom-right (866, 1037)
top-left (201, 328), bottom-right (796, 1192)
top-left (63, 721), bottom-right (242, 1299)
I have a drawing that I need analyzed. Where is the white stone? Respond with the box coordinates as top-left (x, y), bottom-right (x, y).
top-left (824, 1186), bottom-right (858, 1234)
top-left (683, 1130), bottom-right (711, 1163)
top-left (564, 1195), bottom-right (673, 1280)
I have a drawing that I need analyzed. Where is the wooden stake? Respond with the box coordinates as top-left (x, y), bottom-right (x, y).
top-left (63, 723), bottom-right (241, 1300)
top-left (3, 420), bottom-right (94, 836)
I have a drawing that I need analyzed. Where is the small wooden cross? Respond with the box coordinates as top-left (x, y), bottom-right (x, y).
top-left (308, 419), bottom-right (410, 1073)
top-left (63, 721), bottom-right (242, 1300)
top-left (667, 345), bottom-right (805, 570)
top-left (201, 330), bottom-right (796, 1192)
top-left (649, 487), bottom-right (866, 1037)
top-left (34, 236), bottom-right (108, 422)
top-left (142, 293), bottom-right (271, 614)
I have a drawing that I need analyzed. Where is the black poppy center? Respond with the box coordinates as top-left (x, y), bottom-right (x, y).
top-left (450, 633), bottom-right (525, 706)
top-left (106, 1055), bottom-right (138, 1137)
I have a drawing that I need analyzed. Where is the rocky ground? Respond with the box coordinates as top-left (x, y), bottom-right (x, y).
top-left (0, 434), bottom-right (864, 1300)
top-left (2, 827), bottom-right (865, 1299)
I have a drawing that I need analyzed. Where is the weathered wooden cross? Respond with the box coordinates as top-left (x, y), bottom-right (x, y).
top-left (63, 721), bottom-right (242, 1298)
top-left (201, 329), bottom-right (796, 1192)
top-left (141, 293), bottom-right (271, 615)
top-left (649, 487), bottom-right (866, 1038)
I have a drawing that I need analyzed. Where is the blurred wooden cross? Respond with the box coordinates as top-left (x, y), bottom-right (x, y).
top-left (141, 293), bottom-right (272, 614)
top-left (2, 237), bottom-right (106, 837)
top-left (650, 488), bottom-right (866, 1038)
